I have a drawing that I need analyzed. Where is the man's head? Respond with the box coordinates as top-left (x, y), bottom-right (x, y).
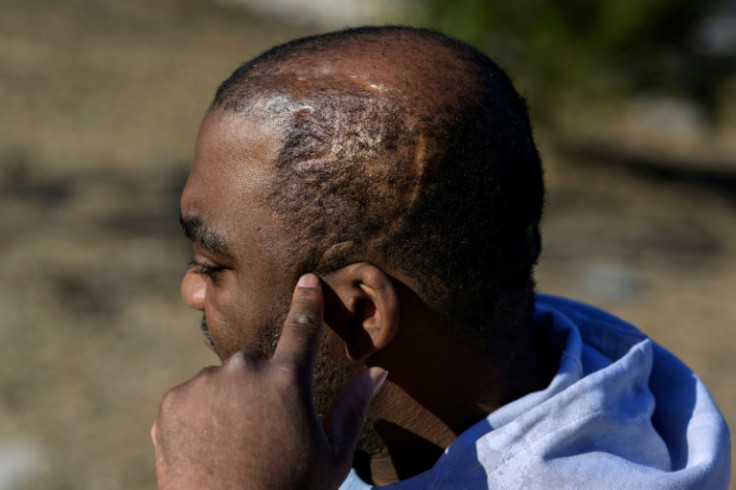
top-left (181, 25), bottom-right (544, 369)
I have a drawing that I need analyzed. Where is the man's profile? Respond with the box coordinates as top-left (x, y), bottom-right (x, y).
top-left (152, 26), bottom-right (730, 489)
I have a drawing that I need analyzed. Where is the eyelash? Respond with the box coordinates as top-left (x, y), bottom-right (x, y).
top-left (188, 259), bottom-right (226, 281)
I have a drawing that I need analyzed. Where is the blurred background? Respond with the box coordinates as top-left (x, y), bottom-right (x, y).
top-left (1, 0), bottom-right (734, 488)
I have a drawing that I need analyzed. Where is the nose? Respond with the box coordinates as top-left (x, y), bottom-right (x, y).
top-left (181, 271), bottom-right (206, 310)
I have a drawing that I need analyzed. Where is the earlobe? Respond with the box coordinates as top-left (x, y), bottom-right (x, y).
top-left (321, 263), bottom-right (399, 362)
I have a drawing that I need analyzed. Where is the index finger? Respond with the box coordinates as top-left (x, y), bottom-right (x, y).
top-left (273, 273), bottom-right (324, 368)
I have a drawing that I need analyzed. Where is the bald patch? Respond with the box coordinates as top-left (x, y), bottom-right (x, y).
top-left (215, 27), bottom-right (492, 129)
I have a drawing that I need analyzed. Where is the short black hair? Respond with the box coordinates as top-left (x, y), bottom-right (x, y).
top-left (212, 26), bottom-right (544, 357)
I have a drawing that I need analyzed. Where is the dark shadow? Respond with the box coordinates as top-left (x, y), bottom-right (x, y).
top-left (99, 164), bottom-right (189, 236)
top-left (0, 153), bottom-right (73, 208)
top-left (649, 343), bottom-right (698, 471)
top-left (372, 420), bottom-right (447, 480)
top-left (559, 141), bottom-right (736, 203)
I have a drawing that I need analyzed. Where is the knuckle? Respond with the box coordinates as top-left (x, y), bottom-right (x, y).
top-left (223, 352), bottom-right (246, 369)
top-left (158, 387), bottom-right (183, 413)
top-left (150, 422), bottom-right (159, 443)
top-left (288, 310), bottom-right (319, 329)
top-left (223, 351), bottom-right (263, 372)
top-left (150, 421), bottom-right (167, 448)
top-left (227, 350), bottom-right (245, 360)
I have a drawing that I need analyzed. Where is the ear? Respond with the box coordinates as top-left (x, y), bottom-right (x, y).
top-left (321, 262), bottom-right (399, 362)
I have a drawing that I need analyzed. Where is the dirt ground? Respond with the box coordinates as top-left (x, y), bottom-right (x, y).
top-left (0, 1), bottom-right (733, 488)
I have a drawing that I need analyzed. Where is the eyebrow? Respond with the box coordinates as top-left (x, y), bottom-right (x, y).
top-left (180, 213), bottom-right (233, 258)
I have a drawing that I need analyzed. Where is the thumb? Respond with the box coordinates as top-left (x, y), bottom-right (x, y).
top-left (322, 367), bottom-right (388, 457)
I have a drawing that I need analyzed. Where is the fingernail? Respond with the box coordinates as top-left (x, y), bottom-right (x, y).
top-left (368, 367), bottom-right (389, 397)
top-left (297, 273), bottom-right (319, 288)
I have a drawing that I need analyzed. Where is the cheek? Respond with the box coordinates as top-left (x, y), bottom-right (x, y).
top-left (204, 280), bottom-right (289, 360)
top-left (201, 283), bottom-right (247, 359)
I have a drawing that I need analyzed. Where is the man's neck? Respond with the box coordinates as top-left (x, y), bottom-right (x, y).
top-left (356, 305), bottom-right (555, 486)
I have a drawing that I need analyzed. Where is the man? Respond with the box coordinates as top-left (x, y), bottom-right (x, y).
top-left (152, 26), bottom-right (730, 489)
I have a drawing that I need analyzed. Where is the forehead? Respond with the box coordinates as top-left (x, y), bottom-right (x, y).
top-left (182, 109), bottom-right (283, 217)
top-left (180, 108), bottom-right (288, 254)
top-left (189, 109), bottom-right (281, 190)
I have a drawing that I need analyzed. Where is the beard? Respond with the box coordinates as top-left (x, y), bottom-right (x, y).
top-left (200, 296), bottom-right (286, 363)
top-left (203, 303), bottom-right (387, 459)
top-left (311, 330), bottom-right (386, 458)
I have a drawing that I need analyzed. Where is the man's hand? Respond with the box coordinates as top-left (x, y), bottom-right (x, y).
top-left (151, 274), bottom-right (387, 489)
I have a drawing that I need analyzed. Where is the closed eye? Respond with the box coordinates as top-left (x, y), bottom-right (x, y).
top-left (188, 258), bottom-right (227, 282)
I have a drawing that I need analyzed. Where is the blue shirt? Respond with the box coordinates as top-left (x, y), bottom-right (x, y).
top-left (341, 294), bottom-right (731, 489)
